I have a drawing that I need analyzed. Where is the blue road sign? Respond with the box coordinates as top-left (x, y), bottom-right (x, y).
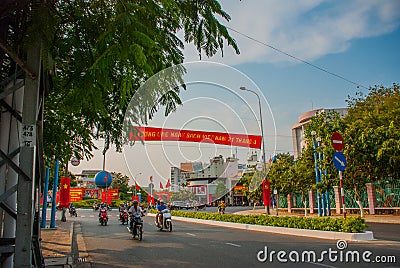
top-left (333, 152), bottom-right (347, 171)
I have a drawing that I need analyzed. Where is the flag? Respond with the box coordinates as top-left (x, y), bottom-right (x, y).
top-left (135, 183), bottom-right (140, 191)
top-left (59, 177), bottom-right (70, 208)
top-left (165, 179), bottom-right (171, 188)
top-left (150, 176), bottom-right (153, 182)
top-left (160, 181), bottom-right (164, 189)
top-left (262, 180), bottom-right (271, 206)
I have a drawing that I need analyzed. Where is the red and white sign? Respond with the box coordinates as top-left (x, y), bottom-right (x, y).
top-left (331, 132), bottom-right (344, 151)
top-left (129, 126), bottom-right (262, 149)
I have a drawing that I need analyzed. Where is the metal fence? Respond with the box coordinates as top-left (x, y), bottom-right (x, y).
top-left (276, 178), bottom-right (399, 209)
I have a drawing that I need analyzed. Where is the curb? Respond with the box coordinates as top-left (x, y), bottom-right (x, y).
top-left (165, 215), bottom-right (374, 241)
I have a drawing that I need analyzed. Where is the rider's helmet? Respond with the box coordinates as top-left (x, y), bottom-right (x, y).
top-left (159, 199), bottom-right (164, 203)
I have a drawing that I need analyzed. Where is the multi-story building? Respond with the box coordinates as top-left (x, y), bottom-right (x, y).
top-left (292, 108), bottom-right (347, 159)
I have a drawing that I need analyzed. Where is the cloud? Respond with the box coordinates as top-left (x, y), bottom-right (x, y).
top-left (183, 0), bottom-right (400, 65)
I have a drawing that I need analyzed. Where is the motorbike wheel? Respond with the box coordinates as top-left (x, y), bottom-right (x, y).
top-left (100, 221), bottom-right (103, 226)
top-left (104, 221), bottom-right (107, 226)
top-left (167, 221), bottom-right (172, 232)
top-left (138, 226), bottom-right (142, 241)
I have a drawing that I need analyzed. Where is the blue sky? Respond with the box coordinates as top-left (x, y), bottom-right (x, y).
top-left (189, 0), bottom-right (400, 153)
top-left (70, 0), bottom-right (400, 184)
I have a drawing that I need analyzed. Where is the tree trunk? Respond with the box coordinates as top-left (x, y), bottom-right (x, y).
top-left (356, 200), bottom-right (364, 218)
top-left (304, 201), bottom-right (307, 217)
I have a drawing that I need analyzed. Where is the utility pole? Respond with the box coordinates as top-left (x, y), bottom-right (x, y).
top-left (14, 40), bottom-right (41, 267)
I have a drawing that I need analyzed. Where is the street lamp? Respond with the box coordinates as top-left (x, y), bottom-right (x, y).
top-left (240, 86), bottom-right (270, 215)
top-left (133, 172), bottom-right (142, 197)
top-left (311, 131), bottom-right (322, 216)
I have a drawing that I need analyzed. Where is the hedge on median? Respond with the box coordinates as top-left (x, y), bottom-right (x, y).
top-left (154, 210), bottom-right (366, 233)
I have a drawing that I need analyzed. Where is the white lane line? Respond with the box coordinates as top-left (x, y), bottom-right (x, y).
top-left (89, 215), bottom-right (94, 218)
top-left (226, 242), bottom-right (241, 247)
top-left (186, 233), bottom-right (196, 237)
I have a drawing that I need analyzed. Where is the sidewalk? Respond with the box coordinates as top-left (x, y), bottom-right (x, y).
top-left (40, 220), bottom-right (74, 267)
top-left (234, 208), bottom-right (400, 224)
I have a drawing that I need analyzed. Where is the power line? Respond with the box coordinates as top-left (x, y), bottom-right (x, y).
top-left (225, 26), bottom-right (368, 90)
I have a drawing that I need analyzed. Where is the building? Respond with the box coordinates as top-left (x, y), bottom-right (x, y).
top-left (292, 108), bottom-right (347, 158)
top-left (170, 166), bottom-right (181, 192)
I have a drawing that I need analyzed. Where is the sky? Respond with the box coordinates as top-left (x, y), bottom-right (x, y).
top-left (69, 0), bottom-right (400, 188)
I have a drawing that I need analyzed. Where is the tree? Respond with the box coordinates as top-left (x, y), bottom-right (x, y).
top-left (344, 84), bottom-right (400, 182)
top-left (292, 150), bottom-right (315, 216)
top-left (240, 172), bottom-right (262, 204)
top-left (343, 84), bottom-right (400, 215)
top-left (111, 172), bottom-right (130, 195)
top-left (39, 0), bottom-right (240, 163)
top-left (268, 153), bottom-right (296, 197)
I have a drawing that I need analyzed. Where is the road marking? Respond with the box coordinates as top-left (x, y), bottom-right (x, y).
top-left (89, 215), bottom-right (94, 218)
top-left (186, 233), bottom-right (196, 237)
top-left (226, 242), bottom-right (241, 247)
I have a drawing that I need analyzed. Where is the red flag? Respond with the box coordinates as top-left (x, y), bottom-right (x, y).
top-left (262, 180), bottom-right (271, 206)
top-left (135, 184), bottom-right (140, 191)
top-left (150, 176), bottom-right (153, 182)
top-left (165, 179), bottom-right (171, 188)
top-left (59, 177), bottom-right (71, 208)
top-left (160, 182), bottom-right (164, 189)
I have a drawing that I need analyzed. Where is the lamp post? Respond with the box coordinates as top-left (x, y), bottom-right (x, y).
top-left (133, 172), bottom-right (142, 198)
top-left (311, 131), bottom-right (322, 216)
top-left (240, 86), bottom-right (270, 215)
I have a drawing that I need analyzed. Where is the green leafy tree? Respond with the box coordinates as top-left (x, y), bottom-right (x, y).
top-left (111, 172), bottom-right (130, 196)
top-left (240, 172), bottom-right (262, 204)
top-left (40, 0), bottom-right (240, 163)
top-left (344, 84), bottom-right (400, 182)
top-left (268, 153), bottom-right (295, 196)
top-left (343, 84), bottom-right (400, 215)
top-left (292, 150), bottom-right (315, 215)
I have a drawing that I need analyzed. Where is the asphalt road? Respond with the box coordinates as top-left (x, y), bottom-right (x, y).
top-left (71, 209), bottom-right (400, 268)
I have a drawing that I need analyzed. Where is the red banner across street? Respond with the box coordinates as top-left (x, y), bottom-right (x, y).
top-left (129, 126), bottom-right (262, 149)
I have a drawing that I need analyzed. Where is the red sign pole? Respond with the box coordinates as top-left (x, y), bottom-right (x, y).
top-left (332, 132), bottom-right (346, 218)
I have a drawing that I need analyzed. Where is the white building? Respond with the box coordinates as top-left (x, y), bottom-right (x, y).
top-left (292, 108), bottom-right (347, 159)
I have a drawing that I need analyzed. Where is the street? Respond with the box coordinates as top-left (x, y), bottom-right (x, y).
top-left (68, 209), bottom-right (400, 268)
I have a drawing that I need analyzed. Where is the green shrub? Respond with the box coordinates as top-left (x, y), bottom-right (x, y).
top-left (164, 210), bottom-right (366, 233)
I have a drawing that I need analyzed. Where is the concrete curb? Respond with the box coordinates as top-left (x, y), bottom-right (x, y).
top-left (69, 222), bottom-right (75, 267)
top-left (161, 214), bottom-right (374, 241)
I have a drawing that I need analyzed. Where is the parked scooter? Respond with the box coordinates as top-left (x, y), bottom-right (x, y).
top-left (156, 209), bottom-right (172, 232)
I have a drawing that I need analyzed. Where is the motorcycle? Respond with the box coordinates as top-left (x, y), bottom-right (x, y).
top-left (69, 206), bottom-right (78, 217)
top-left (156, 209), bottom-right (172, 232)
top-left (99, 209), bottom-right (108, 226)
top-left (120, 210), bottom-right (129, 225)
top-left (129, 214), bottom-right (144, 240)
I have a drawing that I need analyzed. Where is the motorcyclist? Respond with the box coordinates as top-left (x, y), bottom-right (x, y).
top-left (155, 199), bottom-right (167, 227)
top-left (128, 200), bottom-right (144, 234)
top-left (99, 203), bottom-right (107, 217)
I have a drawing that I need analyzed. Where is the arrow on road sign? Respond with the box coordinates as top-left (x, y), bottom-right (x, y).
top-left (333, 152), bottom-right (347, 171)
